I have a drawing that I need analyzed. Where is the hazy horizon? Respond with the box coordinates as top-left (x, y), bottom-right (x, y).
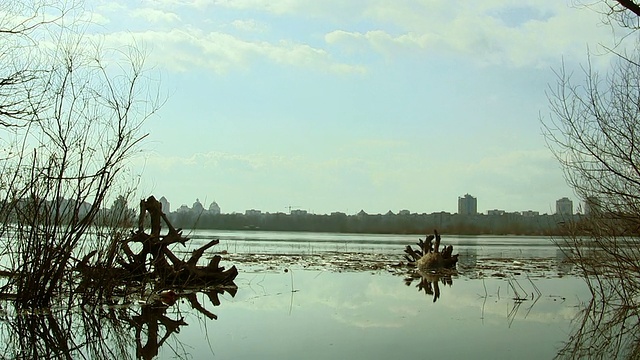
top-left (158, 194), bottom-right (576, 216)
top-left (77, 1), bottom-right (629, 215)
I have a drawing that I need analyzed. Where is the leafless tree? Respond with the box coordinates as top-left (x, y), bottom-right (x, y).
top-left (572, 0), bottom-right (640, 30)
top-left (545, 2), bottom-right (640, 359)
top-left (0, 1), bottom-right (162, 308)
top-left (0, 1), bottom-right (74, 127)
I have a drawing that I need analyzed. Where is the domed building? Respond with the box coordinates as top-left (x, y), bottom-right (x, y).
top-left (192, 199), bottom-right (204, 214)
top-left (208, 201), bottom-right (221, 215)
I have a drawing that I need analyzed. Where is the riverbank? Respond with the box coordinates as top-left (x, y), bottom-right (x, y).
top-left (167, 211), bottom-right (581, 236)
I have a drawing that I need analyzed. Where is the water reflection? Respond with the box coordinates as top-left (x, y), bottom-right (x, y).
top-left (554, 249), bottom-right (574, 277)
top-left (550, 229), bottom-right (640, 358)
top-left (556, 295), bottom-right (640, 359)
top-left (404, 269), bottom-right (455, 303)
top-left (0, 230), bottom-right (600, 359)
top-left (456, 238), bottom-right (478, 273)
top-left (0, 286), bottom-right (236, 359)
top-left (5, 312), bottom-right (81, 359)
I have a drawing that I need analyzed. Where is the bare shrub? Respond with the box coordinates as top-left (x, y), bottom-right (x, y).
top-left (0, 1), bottom-right (161, 308)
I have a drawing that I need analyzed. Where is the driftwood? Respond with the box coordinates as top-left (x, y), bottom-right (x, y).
top-left (11, 195), bottom-right (239, 359)
top-left (119, 195), bottom-right (238, 286)
top-left (404, 229), bottom-right (458, 269)
top-left (402, 230), bottom-right (457, 302)
top-left (76, 195), bottom-right (237, 292)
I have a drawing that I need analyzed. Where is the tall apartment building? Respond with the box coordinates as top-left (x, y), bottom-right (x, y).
top-left (584, 196), bottom-right (601, 216)
top-left (159, 196), bottom-right (170, 214)
top-left (458, 194), bottom-right (478, 215)
top-left (556, 197), bottom-right (573, 215)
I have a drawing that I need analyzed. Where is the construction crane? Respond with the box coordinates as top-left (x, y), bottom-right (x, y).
top-left (285, 205), bottom-right (300, 214)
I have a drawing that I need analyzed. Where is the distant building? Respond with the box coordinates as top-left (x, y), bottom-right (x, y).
top-left (398, 209), bottom-right (410, 216)
top-left (487, 209), bottom-right (505, 216)
top-left (192, 199), bottom-right (204, 214)
top-left (291, 209), bottom-right (308, 216)
top-left (208, 201), bottom-right (221, 214)
top-left (521, 210), bottom-right (540, 217)
top-left (458, 194), bottom-right (477, 215)
top-left (556, 197), bottom-right (573, 215)
top-left (245, 209), bottom-right (262, 216)
top-left (177, 204), bottom-right (190, 213)
top-left (584, 196), bottom-right (601, 216)
top-left (159, 196), bottom-right (170, 213)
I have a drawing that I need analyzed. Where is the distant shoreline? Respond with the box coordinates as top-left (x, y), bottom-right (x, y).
top-left (166, 211), bottom-right (583, 236)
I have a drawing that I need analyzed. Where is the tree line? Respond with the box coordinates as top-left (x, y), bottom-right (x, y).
top-left (166, 210), bottom-right (580, 235)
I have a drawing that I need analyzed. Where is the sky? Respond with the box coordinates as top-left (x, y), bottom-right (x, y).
top-left (76, 0), bottom-right (629, 215)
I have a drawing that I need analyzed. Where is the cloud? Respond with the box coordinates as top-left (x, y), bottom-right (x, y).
top-left (139, 0), bottom-right (215, 9)
top-left (95, 2), bottom-right (128, 13)
top-left (84, 2), bottom-right (180, 26)
top-left (77, 10), bottom-right (111, 26)
top-left (142, 151), bottom-right (304, 172)
top-left (325, 30), bottom-right (434, 58)
top-left (129, 8), bottom-right (181, 23)
top-left (99, 27), bottom-right (365, 74)
top-left (325, 3), bottom-right (613, 68)
top-left (85, 1), bottom-right (625, 73)
top-left (211, 0), bottom-right (341, 16)
top-left (438, 149), bottom-right (573, 212)
top-left (231, 19), bottom-right (269, 33)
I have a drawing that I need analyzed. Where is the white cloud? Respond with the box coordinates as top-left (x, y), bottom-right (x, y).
top-left (99, 27), bottom-right (365, 74)
top-left (84, 1), bottom-right (625, 72)
top-left (143, 151), bottom-right (304, 171)
top-left (211, 0), bottom-right (329, 16)
top-left (129, 8), bottom-right (181, 23)
top-left (325, 3), bottom-right (614, 68)
top-left (325, 30), bottom-right (434, 58)
top-left (138, 0), bottom-right (215, 9)
top-left (95, 2), bottom-right (128, 13)
top-left (78, 0), bottom-right (620, 214)
top-left (231, 19), bottom-right (269, 33)
top-left (78, 10), bottom-right (111, 26)
top-left (438, 149), bottom-right (574, 212)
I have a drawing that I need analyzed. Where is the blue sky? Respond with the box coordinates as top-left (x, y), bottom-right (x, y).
top-left (80, 1), bottom-right (625, 215)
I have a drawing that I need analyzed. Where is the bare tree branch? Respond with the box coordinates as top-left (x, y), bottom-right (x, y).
top-left (616, 0), bottom-right (640, 17)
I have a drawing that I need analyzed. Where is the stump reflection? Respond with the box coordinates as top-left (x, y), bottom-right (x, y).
top-left (404, 269), bottom-right (455, 303)
top-left (402, 230), bottom-right (458, 303)
top-left (0, 285), bottom-right (237, 359)
top-left (0, 194), bottom-right (240, 359)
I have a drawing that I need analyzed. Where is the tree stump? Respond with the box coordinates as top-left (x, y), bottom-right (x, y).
top-left (119, 195), bottom-right (238, 287)
top-left (404, 229), bottom-right (458, 270)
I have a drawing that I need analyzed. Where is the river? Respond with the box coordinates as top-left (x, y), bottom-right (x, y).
top-left (152, 230), bottom-right (590, 360)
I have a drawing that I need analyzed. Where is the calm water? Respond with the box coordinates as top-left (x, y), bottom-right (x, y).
top-left (186, 230), bottom-right (562, 257)
top-left (152, 230), bottom-right (590, 360)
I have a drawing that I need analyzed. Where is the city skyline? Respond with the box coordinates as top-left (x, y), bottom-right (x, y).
top-left (72, 2), bottom-right (630, 215)
top-left (158, 193), bottom-right (579, 216)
